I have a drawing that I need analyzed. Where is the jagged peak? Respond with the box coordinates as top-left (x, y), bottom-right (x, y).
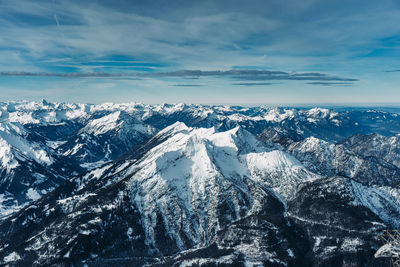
top-left (302, 136), bottom-right (330, 146)
top-left (291, 136), bottom-right (334, 154)
top-left (142, 124), bottom-right (270, 170)
top-left (157, 121), bottom-right (191, 136)
top-left (246, 150), bottom-right (303, 170)
top-left (306, 107), bottom-right (331, 117)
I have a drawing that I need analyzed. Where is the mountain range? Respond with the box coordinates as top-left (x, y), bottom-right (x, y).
top-left (0, 100), bottom-right (399, 266)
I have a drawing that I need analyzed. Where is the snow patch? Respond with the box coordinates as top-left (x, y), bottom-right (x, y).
top-left (3, 251), bottom-right (21, 262)
top-left (27, 188), bottom-right (41, 201)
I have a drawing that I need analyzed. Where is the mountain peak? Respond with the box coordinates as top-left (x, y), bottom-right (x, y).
top-left (157, 121), bottom-right (191, 136)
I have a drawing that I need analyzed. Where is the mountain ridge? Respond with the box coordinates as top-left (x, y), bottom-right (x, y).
top-left (0, 101), bottom-right (399, 266)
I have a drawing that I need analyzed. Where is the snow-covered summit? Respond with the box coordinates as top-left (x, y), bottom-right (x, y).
top-left (114, 123), bottom-right (318, 249)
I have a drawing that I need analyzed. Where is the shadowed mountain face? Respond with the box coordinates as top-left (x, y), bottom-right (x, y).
top-left (0, 101), bottom-right (399, 266)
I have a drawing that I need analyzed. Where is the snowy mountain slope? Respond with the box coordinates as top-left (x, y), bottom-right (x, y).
top-left (0, 104), bottom-right (157, 218)
top-left (259, 128), bottom-right (400, 186)
top-left (288, 137), bottom-right (400, 186)
top-left (124, 122), bottom-right (319, 254)
top-left (1, 100), bottom-right (400, 174)
top-left (153, 176), bottom-right (399, 266)
top-left (0, 122), bottom-right (53, 168)
top-left (287, 176), bottom-right (399, 266)
top-left (0, 123), bottom-right (398, 266)
top-left (5, 100), bottom-right (400, 172)
top-left (57, 110), bottom-right (156, 166)
top-left (0, 123), bottom-right (319, 265)
top-left (0, 101), bottom-right (399, 265)
top-left (0, 121), bottom-right (84, 219)
top-left (340, 133), bottom-right (400, 170)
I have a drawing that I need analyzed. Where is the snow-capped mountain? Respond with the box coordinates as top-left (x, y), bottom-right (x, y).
top-left (0, 121), bottom-right (82, 218)
top-left (0, 122), bottom-right (398, 266)
top-left (3, 101), bottom-right (400, 139)
top-left (259, 127), bottom-right (400, 186)
top-left (0, 100), bottom-right (399, 266)
top-left (288, 176), bottom-right (400, 265)
top-left (57, 110), bottom-right (157, 166)
top-left (340, 133), bottom-right (400, 170)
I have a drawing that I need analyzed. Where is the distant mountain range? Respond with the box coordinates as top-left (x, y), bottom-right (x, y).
top-left (0, 100), bottom-right (399, 266)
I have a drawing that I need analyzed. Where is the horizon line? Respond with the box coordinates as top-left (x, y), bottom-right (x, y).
top-left (2, 99), bottom-right (400, 108)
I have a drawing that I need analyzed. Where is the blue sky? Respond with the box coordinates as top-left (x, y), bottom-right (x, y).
top-left (0, 0), bottom-right (399, 105)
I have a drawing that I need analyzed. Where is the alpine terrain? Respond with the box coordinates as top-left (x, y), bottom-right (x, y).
top-left (0, 100), bottom-right (399, 266)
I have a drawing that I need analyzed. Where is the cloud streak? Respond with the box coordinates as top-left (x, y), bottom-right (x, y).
top-left (232, 82), bottom-right (274, 86)
top-left (0, 69), bottom-right (358, 83)
top-left (170, 84), bottom-right (203, 87)
top-left (307, 82), bottom-right (354, 86)
top-left (0, 71), bottom-right (124, 78)
top-left (383, 69), bottom-right (400, 72)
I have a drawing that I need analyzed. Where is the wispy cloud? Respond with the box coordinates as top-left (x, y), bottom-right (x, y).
top-left (383, 69), bottom-right (400, 72)
top-left (0, 71), bottom-right (125, 78)
top-left (307, 82), bottom-right (354, 86)
top-left (152, 70), bottom-right (358, 83)
top-left (0, 1), bottom-right (278, 72)
top-left (1, 0), bottom-right (399, 74)
top-left (232, 82), bottom-right (274, 86)
top-left (170, 84), bottom-right (203, 87)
